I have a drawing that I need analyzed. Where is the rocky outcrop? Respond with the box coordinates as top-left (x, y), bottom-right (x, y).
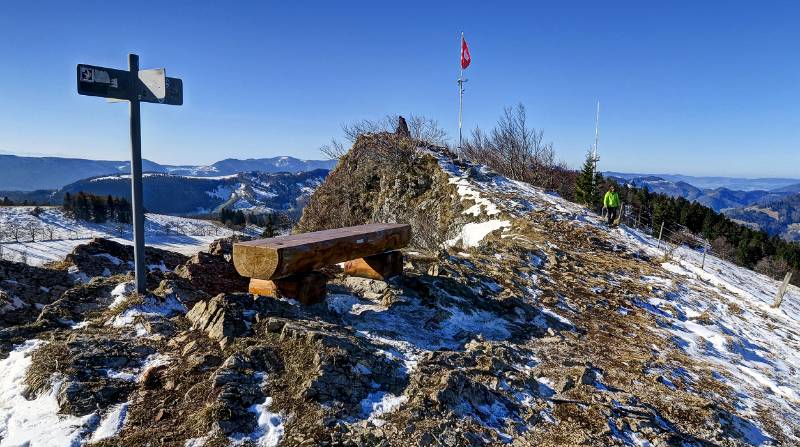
top-left (0, 259), bottom-right (71, 329)
top-left (209, 347), bottom-right (282, 435)
top-left (175, 251), bottom-right (248, 296)
top-left (65, 237), bottom-right (188, 277)
top-left (186, 294), bottom-right (253, 348)
top-left (26, 332), bottom-right (156, 416)
top-left (296, 133), bottom-right (465, 251)
top-left (206, 234), bottom-right (254, 259)
top-left (186, 293), bottom-right (298, 348)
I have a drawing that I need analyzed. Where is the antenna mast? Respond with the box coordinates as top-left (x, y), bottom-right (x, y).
top-left (592, 101), bottom-right (600, 185)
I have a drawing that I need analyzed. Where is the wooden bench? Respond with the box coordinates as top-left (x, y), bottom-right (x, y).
top-left (232, 223), bottom-right (411, 304)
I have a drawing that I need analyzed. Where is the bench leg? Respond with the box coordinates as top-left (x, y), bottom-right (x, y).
top-left (249, 271), bottom-right (327, 305)
top-left (343, 250), bottom-right (404, 281)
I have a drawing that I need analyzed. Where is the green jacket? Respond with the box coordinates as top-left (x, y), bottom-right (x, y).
top-left (603, 191), bottom-right (620, 208)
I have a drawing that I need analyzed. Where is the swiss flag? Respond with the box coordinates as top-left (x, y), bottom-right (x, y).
top-left (461, 35), bottom-right (471, 70)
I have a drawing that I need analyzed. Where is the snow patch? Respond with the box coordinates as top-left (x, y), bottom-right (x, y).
top-left (89, 402), bottom-right (129, 442)
top-left (0, 340), bottom-right (99, 445)
top-left (359, 391), bottom-right (408, 424)
top-left (447, 220), bottom-right (511, 248)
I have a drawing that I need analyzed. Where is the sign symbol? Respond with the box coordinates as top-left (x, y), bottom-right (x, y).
top-left (80, 67), bottom-right (94, 83)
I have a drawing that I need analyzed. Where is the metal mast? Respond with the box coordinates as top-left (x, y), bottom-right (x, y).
top-left (592, 101), bottom-right (600, 185)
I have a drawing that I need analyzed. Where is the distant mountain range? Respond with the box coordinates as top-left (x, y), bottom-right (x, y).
top-left (724, 195), bottom-right (800, 242)
top-left (607, 172), bottom-right (800, 242)
top-left (2, 170), bottom-right (328, 216)
top-left (605, 172), bottom-right (800, 192)
top-left (0, 154), bottom-right (337, 190)
top-left (66, 170), bottom-right (327, 215)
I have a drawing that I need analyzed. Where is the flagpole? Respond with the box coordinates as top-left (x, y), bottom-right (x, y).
top-left (458, 32), bottom-right (464, 149)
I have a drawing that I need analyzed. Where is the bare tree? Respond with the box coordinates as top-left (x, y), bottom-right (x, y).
top-left (711, 236), bottom-right (736, 262)
top-left (320, 114), bottom-right (449, 160)
top-left (7, 221), bottom-right (22, 242)
top-left (754, 256), bottom-right (791, 280)
top-left (26, 221), bottom-right (41, 242)
top-left (461, 104), bottom-right (569, 193)
top-left (45, 225), bottom-right (55, 241)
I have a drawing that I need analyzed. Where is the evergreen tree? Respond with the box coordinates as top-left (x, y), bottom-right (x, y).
top-left (261, 214), bottom-right (276, 238)
top-left (574, 151), bottom-right (601, 209)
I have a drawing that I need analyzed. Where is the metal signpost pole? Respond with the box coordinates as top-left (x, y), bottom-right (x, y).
top-left (128, 54), bottom-right (146, 293)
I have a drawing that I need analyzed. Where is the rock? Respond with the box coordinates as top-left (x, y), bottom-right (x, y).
top-left (0, 260), bottom-right (71, 329)
top-left (153, 279), bottom-right (210, 309)
top-left (580, 366), bottom-right (598, 386)
top-left (186, 353), bottom-right (222, 371)
top-left (140, 364), bottom-right (168, 389)
top-left (65, 238), bottom-right (187, 278)
top-left (396, 116), bottom-right (411, 138)
top-left (340, 276), bottom-right (389, 300)
top-left (207, 235), bottom-right (254, 259)
top-left (175, 252), bottom-right (249, 297)
top-left (557, 375), bottom-right (577, 394)
top-left (186, 294), bottom-right (253, 348)
top-left (36, 277), bottom-right (126, 327)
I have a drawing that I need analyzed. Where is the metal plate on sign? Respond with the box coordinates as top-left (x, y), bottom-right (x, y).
top-left (139, 68), bottom-right (166, 99)
top-left (77, 64), bottom-right (131, 101)
top-left (140, 76), bottom-right (183, 105)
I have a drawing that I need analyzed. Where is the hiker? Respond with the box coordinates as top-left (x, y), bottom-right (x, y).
top-left (603, 185), bottom-right (621, 226)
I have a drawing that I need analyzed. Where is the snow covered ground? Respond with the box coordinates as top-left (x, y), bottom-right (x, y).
top-left (0, 207), bottom-right (258, 266)
top-left (1, 150), bottom-right (799, 445)
top-left (612, 224), bottom-right (800, 442)
top-left (433, 150), bottom-right (800, 443)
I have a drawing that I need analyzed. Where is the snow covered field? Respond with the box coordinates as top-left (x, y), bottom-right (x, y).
top-left (0, 207), bottom-right (257, 265)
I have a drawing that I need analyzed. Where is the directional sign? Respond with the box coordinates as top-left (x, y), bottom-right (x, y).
top-left (77, 64), bottom-right (183, 105)
top-left (76, 54), bottom-right (183, 293)
top-left (77, 64), bottom-right (132, 101)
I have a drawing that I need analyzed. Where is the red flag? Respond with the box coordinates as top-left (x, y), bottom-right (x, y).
top-left (461, 35), bottom-right (471, 70)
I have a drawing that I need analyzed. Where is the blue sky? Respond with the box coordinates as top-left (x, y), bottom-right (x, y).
top-left (0, 1), bottom-right (798, 177)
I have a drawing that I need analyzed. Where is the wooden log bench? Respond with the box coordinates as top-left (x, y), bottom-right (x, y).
top-left (232, 223), bottom-right (411, 304)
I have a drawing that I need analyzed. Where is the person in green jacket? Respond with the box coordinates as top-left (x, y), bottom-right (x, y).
top-left (603, 185), bottom-right (621, 226)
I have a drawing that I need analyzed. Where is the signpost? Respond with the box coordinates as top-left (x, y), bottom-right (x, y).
top-left (77, 54), bottom-right (183, 292)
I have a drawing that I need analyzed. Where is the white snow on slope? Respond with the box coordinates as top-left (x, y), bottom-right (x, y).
top-left (89, 402), bottom-right (129, 442)
top-left (0, 207), bottom-right (256, 266)
top-left (0, 340), bottom-right (98, 445)
top-left (429, 149), bottom-right (800, 442)
top-left (447, 220), bottom-right (511, 248)
top-left (606, 224), bottom-right (800, 442)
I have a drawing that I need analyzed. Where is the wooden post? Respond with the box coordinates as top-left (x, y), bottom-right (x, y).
top-left (657, 221), bottom-right (665, 250)
top-left (772, 272), bottom-right (793, 309)
top-left (344, 250), bottom-right (403, 281)
top-left (701, 243), bottom-right (707, 270)
top-left (249, 272), bottom-right (328, 305)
